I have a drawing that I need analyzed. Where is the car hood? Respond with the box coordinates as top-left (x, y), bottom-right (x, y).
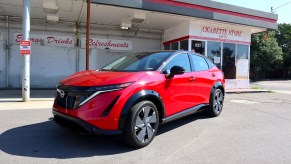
top-left (60, 70), bottom-right (146, 86)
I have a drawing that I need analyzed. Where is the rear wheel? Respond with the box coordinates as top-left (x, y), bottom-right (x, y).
top-left (207, 88), bottom-right (224, 117)
top-left (123, 101), bottom-right (159, 148)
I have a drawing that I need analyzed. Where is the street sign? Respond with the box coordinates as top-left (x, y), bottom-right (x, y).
top-left (20, 40), bottom-right (31, 55)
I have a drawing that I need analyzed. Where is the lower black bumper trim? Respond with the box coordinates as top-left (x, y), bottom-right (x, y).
top-left (52, 109), bottom-right (122, 135)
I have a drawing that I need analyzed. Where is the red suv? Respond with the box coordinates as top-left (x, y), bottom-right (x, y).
top-left (53, 51), bottom-right (225, 148)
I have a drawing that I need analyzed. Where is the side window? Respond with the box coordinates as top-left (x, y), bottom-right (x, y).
top-left (205, 57), bottom-right (215, 68)
top-left (164, 53), bottom-right (191, 73)
top-left (191, 54), bottom-right (209, 71)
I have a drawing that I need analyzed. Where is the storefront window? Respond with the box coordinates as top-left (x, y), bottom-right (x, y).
top-left (180, 40), bottom-right (189, 50)
top-left (171, 42), bottom-right (178, 50)
top-left (191, 40), bottom-right (205, 55)
top-left (236, 44), bottom-right (249, 79)
top-left (164, 44), bottom-right (170, 50)
top-left (222, 43), bottom-right (236, 79)
top-left (237, 45), bottom-right (249, 60)
top-left (207, 41), bottom-right (221, 68)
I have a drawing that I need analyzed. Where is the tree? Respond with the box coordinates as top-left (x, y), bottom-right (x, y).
top-left (275, 23), bottom-right (291, 69)
top-left (250, 31), bottom-right (283, 73)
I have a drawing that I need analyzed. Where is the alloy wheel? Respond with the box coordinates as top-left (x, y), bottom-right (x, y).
top-left (134, 106), bottom-right (157, 143)
top-left (213, 90), bottom-right (223, 114)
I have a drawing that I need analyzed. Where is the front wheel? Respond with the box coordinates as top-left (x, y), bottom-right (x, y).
top-left (207, 88), bottom-right (224, 117)
top-left (123, 101), bottom-right (159, 148)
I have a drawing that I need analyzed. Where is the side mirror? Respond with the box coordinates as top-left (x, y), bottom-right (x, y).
top-left (165, 65), bottom-right (185, 78)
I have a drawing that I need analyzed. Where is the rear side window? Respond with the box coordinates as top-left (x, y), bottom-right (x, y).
top-left (191, 54), bottom-right (209, 71)
top-left (205, 57), bottom-right (215, 68)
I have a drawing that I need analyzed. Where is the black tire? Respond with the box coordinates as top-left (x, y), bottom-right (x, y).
top-left (123, 101), bottom-right (159, 148)
top-left (207, 88), bottom-right (224, 117)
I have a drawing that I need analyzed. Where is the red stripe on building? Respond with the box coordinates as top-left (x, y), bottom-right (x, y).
top-left (145, 0), bottom-right (276, 23)
top-left (163, 35), bottom-right (251, 45)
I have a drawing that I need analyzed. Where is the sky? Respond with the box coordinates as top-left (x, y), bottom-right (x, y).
top-left (212, 0), bottom-right (291, 23)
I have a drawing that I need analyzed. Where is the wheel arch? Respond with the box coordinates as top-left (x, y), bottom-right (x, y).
top-left (118, 90), bottom-right (165, 130)
top-left (209, 81), bottom-right (225, 104)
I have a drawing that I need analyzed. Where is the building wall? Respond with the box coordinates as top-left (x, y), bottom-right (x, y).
top-left (163, 21), bottom-right (189, 43)
top-left (0, 22), bottom-right (162, 88)
top-left (0, 35), bottom-right (6, 88)
top-left (163, 20), bottom-right (252, 89)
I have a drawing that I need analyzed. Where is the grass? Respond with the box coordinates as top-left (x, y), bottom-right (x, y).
top-left (251, 85), bottom-right (262, 90)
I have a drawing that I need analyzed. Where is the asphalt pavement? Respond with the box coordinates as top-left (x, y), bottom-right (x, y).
top-left (1, 86), bottom-right (291, 163)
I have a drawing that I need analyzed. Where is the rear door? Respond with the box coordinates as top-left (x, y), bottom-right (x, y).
top-left (190, 54), bottom-right (215, 104)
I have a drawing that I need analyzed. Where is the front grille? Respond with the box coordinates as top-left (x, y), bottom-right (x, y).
top-left (55, 85), bottom-right (94, 110)
top-left (55, 91), bottom-right (67, 108)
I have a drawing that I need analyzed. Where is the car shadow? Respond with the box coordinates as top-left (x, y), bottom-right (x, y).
top-left (158, 112), bottom-right (209, 135)
top-left (0, 112), bottom-right (209, 159)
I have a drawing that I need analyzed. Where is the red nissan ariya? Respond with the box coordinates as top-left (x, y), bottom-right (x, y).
top-left (53, 51), bottom-right (225, 148)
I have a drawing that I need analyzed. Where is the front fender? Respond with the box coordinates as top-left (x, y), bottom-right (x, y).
top-left (118, 90), bottom-right (165, 130)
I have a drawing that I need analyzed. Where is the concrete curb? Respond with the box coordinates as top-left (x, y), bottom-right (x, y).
top-left (226, 89), bottom-right (271, 94)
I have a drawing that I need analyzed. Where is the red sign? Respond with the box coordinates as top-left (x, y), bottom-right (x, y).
top-left (20, 40), bottom-right (31, 55)
top-left (20, 40), bottom-right (31, 46)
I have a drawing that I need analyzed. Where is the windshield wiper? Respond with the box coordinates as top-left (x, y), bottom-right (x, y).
top-left (99, 68), bottom-right (118, 72)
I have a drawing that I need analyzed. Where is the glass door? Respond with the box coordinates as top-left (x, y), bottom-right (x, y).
top-left (222, 43), bottom-right (236, 79)
top-left (207, 41), bottom-right (221, 69)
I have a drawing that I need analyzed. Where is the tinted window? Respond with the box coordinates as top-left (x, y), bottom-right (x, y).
top-left (191, 54), bottom-right (209, 71)
top-left (171, 42), bottom-right (178, 50)
top-left (191, 40), bottom-right (205, 55)
top-left (164, 44), bottom-right (170, 50)
top-left (222, 43), bottom-right (236, 79)
top-left (180, 40), bottom-right (188, 50)
top-left (237, 44), bottom-right (249, 60)
top-left (164, 53), bottom-right (191, 73)
top-left (101, 52), bottom-right (172, 72)
top-left (207, 41), bottom-right (221, 68)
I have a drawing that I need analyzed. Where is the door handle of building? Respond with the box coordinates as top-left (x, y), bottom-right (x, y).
top-left (189, 76), bottom-right (195, 81)
top-left (212, 73), bottom-right (216, 77)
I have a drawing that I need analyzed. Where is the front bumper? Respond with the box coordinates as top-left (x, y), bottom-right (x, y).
top-left (52, 109), bottom-right (122, 135)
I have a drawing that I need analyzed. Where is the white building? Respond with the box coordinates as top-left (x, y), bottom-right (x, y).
top-left (0, 0), bottom-right (278, 89)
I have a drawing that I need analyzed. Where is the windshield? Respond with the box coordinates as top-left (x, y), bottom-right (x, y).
top-left (100, 51), bottom-right (173, 72)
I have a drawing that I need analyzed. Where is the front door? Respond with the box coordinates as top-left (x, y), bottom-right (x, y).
top-left (160, 53), bottom-right (197, 116)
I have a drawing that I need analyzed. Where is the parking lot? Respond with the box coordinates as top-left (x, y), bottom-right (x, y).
top-left (1, 83), bottom-right (291, 163)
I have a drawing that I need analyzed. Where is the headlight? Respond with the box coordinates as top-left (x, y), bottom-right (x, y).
top-left (78, 82), bottom-right (133, 92)
top-left (77, 82), bottom-right (133, 107)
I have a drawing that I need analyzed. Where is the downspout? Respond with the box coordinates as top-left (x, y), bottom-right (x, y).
top-left (75, 22), bottom-right (80, 72)
top-left (76, 0), bottom-right (85, 72)
top-left (5, 16), bottom-right (9, 88)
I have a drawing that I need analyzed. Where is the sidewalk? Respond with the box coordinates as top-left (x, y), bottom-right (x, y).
top-left (0, 88), bottom-right (270, 110)
top-left (226, 88), bottom-right (270, 94)
top-left (0, 90), bottom-right (55, 110)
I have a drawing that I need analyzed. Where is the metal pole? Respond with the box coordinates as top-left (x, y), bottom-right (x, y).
top-left (5, 16), bottom-right (9, 88)
top-left (86, 0), bottom-right (91, 70)
top-left (22, 0), bottom-right (31, 102)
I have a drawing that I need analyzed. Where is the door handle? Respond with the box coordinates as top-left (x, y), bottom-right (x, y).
top-left (212, 73), bottom-right (216, 77)
top-left (189, 76), bottom-right (195, 81)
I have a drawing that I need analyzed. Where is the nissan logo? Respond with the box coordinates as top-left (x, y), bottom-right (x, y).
top-left (57, 89), bottom-right (66, 98)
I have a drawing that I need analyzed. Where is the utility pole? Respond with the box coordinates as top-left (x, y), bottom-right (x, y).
top-left (22, 0), bottom-right (31, 102)
top-left (86, 0), bottom-right (91, 70)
